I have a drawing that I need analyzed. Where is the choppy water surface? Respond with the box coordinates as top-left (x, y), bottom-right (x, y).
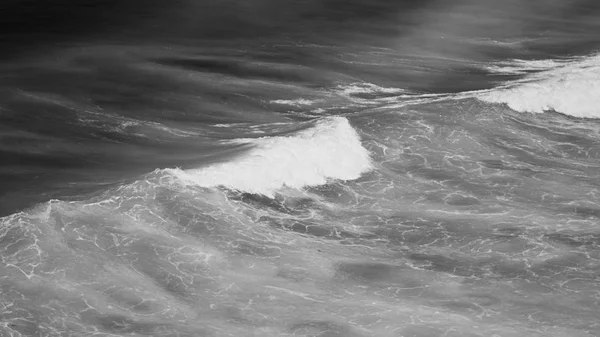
top-left (1, 1), bottom-right (600, 336)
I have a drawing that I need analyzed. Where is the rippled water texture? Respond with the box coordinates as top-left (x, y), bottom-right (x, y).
top-left (1, 1), bottom-right (600, 336)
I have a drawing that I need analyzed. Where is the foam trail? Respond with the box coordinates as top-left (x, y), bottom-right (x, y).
top-left (337, 82), bottom-right (406, 96)
top-left (479, 54), bottom-right (600, 118)
top-left (170, 117), bottom-right (372, 196)
top-left (483, 58), bottom-right (569, 75)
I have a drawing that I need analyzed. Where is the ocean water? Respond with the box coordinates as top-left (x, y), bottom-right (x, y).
top-left (1, 1), bottom-right (600, 336)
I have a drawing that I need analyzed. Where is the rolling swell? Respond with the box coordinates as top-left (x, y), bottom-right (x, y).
top-left (0, 123), bottom-right (371, 335)
top-left (2, 104), bottom-right (600, 335)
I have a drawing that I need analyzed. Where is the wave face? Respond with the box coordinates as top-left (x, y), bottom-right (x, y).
top-left (479, 54), bottom-right (600, 118)
top-left (171, 117), bottom-right (372, 196)
top-left (3, 100), bottom-right (600, 337)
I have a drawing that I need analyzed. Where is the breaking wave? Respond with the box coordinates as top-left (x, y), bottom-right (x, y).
top-left (169, 117), bottom-right (373, 196)
top-left (478, 54), bottom-right (600, 118)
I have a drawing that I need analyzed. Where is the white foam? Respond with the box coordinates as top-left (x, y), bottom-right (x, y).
top-left (337, 82), bottom-right (406, 96)
top-left (170, 117), bottom-right (372, 196)
top-left (483, 58), bottom-right (568, 75)
top-left (478, 54), bottom-right (600, 118)
top-left (271, 99), bottom-right (316, 106)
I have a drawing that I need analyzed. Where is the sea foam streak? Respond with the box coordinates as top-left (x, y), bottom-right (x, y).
top-left (170, 117), bottom-right (372, 196)
top-left (479, 54), bottom-right (600, 118)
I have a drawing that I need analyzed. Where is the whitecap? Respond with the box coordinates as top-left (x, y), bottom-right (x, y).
top-left (168, 117), bottom-right (373, 196)
top-left (270, 99), bottom-right (317, 106)
top-left (478, 54), bottom-right (600, 118)
top-left (336, 82), bottom-right (406, 96)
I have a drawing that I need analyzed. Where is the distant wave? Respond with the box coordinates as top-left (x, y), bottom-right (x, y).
top-left (335, 82), bottom-right (407, 104)
top-left (169, 117), bottom-right (372, 196)
top-left (483, 58), bottom-right (569, 75)
top-left (478, 54), bottom-right (600, 118)
top-left (270, 99), bottom-right (317, 106)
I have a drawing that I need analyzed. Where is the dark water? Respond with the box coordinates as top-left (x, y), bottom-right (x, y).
top-left (1, 1), bottom-right (600, 336)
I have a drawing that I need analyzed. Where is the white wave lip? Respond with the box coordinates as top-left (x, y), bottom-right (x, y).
top-left (172, 117), bottom-right (372, 196)
top-left (479, 54), bottom-right (600, 118)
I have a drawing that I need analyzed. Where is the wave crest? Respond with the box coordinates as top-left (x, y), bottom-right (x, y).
top-left (169, 117), bottom-right (372, 196)
top-left (479, 54), bottom-right (600, 118)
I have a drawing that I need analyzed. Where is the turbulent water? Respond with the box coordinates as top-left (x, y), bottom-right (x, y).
top-left (1, 1), bottom-right (600, 336)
